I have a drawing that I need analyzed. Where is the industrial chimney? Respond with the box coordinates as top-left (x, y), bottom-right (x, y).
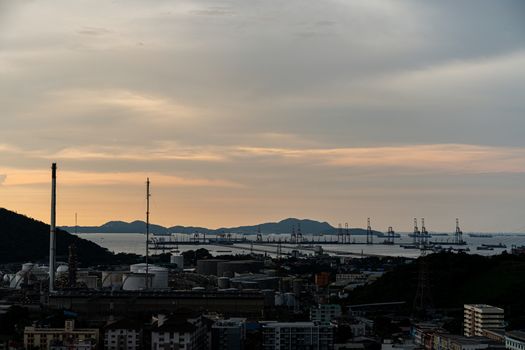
top-left (49, 163), bottom-right (57, 292)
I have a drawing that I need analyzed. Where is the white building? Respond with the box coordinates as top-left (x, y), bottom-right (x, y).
top-left (104, 319), bottom-right (142, 350)
top-left (262, 321), bottom-right (334, 350)
top-left (151, 314), bottom-right (206, 350)
top-left (464, 304), bottom-right (505, 337)
top-left (506, 331), bottom-right (525, 350)
top-left (310, 304), bottom-right (342, 323)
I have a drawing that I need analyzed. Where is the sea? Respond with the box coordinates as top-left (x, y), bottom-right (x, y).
top-left (77, 232), bottom-right (525, 259)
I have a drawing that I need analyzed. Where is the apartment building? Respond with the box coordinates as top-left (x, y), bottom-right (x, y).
top-left (464, 304), bottom-right (505, 337)
top-left (262, 321), bottom-right (334, 350)
top-left (24, 320), bottom-right (99, 350)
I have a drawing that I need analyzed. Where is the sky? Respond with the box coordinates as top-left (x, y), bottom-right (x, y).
top-left (1, 0), bottom-right (524, 232)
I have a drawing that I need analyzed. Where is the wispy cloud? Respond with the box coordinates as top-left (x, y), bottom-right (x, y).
top-left (0, 168), bottom-right (242, 188)
top-left (235, 144), bottom-right (525, 174)
top-left (51, 144), bottom-right (226, 162)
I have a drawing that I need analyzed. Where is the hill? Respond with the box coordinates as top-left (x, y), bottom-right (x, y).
top-left (0, 208), bottom-right (138, 265)
top-left (348, 252), bottom-right (525, 328)
top-left (62, 217), bottom-right (379, 236)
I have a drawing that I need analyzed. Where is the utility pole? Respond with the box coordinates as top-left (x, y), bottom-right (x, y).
top-left (145, 178), bottom-right (151, 289)
top-left (49, 163), bottom-right (57, 292)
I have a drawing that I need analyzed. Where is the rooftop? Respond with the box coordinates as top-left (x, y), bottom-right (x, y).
top-left (507, 331), bottom-right (525, 343)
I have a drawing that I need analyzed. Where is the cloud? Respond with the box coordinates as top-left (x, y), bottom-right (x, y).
top-left (0, 168), bottom-right (242, 188)
top-left (235, 144), bottom-right (525, 174)
top-left (76, 26), bottom-right (112, 36)
top-left (50, 144), bottom-right (226, 162)
top-left (0, 174), bottom-right (6, 185)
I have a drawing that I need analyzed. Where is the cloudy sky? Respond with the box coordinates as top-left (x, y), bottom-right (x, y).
top-left (1, 0), bottom-right (524, 232)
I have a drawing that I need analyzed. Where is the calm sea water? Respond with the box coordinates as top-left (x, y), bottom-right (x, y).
top-left (78, 233), bottom-right (525, 259)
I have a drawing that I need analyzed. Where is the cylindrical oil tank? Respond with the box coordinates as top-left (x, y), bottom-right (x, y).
top-left (4, 274), bottom-right (13, 283)
top-left (147, 266), bottom-right (169, 289)
top-left (9, 273), bottom-right (24, 289)
top-left (170, 255), bottom-right (184, 269)
top-left (284, 293), bottom-right (296, 307)
top-left (102, 271), bottom-right (124, 289)
top-left (285, 293), bottom-right (296, 307)
top-left (130, 263), bottom-right (149, 273)
top-left (56, 265), bottom-right (69, 277)
top-left (196, 259), bottom-right (227, 276)
top-left (216, 260), bottom-right (263, 277)
top-left (292, 279), bottom-right (303, 295)
top-left (274, 292), bottom-right (285, 306)
top-left (22, 263), bottom-right (34, 272)
top-left (122, 273), bottom-right (148, 291)
top-left (218, 277), bottom-right (230, 289)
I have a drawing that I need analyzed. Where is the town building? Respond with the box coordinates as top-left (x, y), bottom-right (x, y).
top-left (104, 319), bottom-right (143, 350)
top-left (311, 304), bottom-right (342, 323)
top-left (262, 321), bottom-right (334, 350)
top-left (211, 318), bottom-right (246, 350)
top-left (464, 304), bottom-right (505, 337)
top-left (151, 314), bottom-right (207, 350)
top-left (24, 320), bottom-right (99, 350)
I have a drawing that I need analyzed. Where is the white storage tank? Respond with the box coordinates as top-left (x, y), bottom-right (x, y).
top-left (9, 273), bottom-right (24, 289)
top-left (122, 273), bottom-right (149, 291)
top-left (4, 274), bottom-right (13, 283)
top-left (274, 292), bottom-right (284, 306)
top-left (170, 255), bottom-right (184, 269)
top-left (218, 277), bottom-right (230, 289)
top-left (22, 263), bottom-right (34, 272)
top-left (147, 266), bottom-right (169, 289)
top-left (56, 265), bottom-right (69, 277)
top-left (130, 263), bottom-right (149, 273)
top-left (285, 292), bottom-right (296, 307)
top-left (102, 271), bottom-right (124, 289)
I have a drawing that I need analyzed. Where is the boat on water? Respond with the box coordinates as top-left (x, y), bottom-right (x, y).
top-left (481, 243), bottom-right (506, 248)
top-left (469, 233), bottom-right (493, 238)
top-left (408, 233), bottom-right (432, 238)
top-left (476, 246), bottom-right (494, 251)
top-left (400, 244), bottom-right (419, 249)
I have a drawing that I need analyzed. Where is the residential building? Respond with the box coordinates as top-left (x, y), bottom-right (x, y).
top-left (505, 331), bottom-right (525, 350)
top-left (431, 333), bottom-right (490, 350)
top-left (262, 321), bottom-right (334, 350)
top-left (104, 319), bottom-right (142, 350)
top-left (464, 304), bottom-right (505, 337)
top-left (151, 314), bottom-right (206, 350)
top-left (315, 273), bottom-right (331, 288)
top-left (24, 320), bottom-right (99, 350)
top-left (211, 318), bottom-right (246, 350)
top-left (311, 304), bottom-right (342, 323)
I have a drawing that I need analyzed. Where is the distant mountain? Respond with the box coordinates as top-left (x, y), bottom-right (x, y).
top-left (61, 217), bottom-right (380, 236)
top-left (67, 220), bottom-right (171, 235)
top-left (0, 208), bottom-right (137, 264)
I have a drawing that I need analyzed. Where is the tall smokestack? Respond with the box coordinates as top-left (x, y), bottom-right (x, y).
top-left (49, 163), bottom-right (57, 292)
